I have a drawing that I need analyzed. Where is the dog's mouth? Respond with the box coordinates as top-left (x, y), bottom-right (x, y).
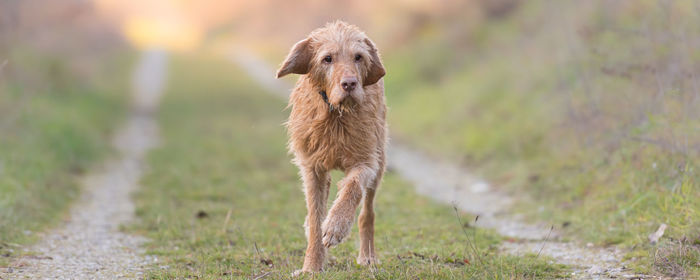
top-left (334, 102), bottom-right (355, 116)
top-left (329, 98), bottom-right (357, 116)
top-left (324, 88), bottom-right (358, 116)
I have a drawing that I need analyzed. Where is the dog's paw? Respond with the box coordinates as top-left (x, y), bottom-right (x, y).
top-left (292, 267), bottom-right (323, 277)
top-left (291, 269), bottom-right (309, 277)
top-left (356, 256), bottom-right (380, 266)
top-left (321, 212), bottom-right (353, 248)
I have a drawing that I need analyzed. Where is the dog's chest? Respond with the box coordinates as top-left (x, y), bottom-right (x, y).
top-left (291, 112), bottom-right (378, 170)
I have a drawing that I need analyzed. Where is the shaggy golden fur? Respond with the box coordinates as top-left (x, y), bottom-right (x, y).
top-left (276, 21), bottom-right (387, 274)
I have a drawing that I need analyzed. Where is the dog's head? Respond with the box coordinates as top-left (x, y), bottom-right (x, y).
top-left (276, 21), bottom-right (385, 109)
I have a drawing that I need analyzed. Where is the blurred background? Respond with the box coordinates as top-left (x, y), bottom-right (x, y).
top-left (1, 0), bottom-right (698, 278)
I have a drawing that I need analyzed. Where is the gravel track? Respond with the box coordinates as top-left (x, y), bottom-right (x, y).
top-left (1, 50), bottom-right (167, 280)
top-left (388, 145), bottom-right (638, 279)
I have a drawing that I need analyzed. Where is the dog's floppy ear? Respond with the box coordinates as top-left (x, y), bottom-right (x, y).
top-left (363, 38), bottom-right (386, 86)
top-left (276, 37), bottom-right (313, 78)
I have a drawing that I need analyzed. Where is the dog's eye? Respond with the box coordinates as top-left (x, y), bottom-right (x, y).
top-left (355, 54), bottom-right (362, 62)
top-left (323, 55), bottom-right (332, 63)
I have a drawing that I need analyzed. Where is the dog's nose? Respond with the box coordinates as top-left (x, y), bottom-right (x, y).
top-left (341, 77), bottom-right (358, 92)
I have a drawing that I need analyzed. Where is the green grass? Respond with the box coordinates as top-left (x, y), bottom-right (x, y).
top-left (131, 54), bottom-right (566, 279)
top-left (0, 48), bottom-right (130, 263)
top-left (382, 1), bottom-right (699, 277)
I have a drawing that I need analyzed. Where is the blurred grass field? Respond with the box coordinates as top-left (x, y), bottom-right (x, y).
top-left (381, 1), bottom-right (699, 277)
top-left (1, 0), bottom-right (698, 278)
top-left (129, 54), bottom-right (565, 279)
top-left (0, 47), bottom-right (131, 264)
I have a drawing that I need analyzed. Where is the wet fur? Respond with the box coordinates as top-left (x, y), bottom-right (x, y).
top-left (276, 21), bottom-right (387, 274)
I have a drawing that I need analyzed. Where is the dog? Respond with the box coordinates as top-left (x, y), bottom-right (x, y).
top-left (276, 21), bottom-right (387, 274)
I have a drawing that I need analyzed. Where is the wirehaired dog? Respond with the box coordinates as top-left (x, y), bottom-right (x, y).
top-left (276, 21), bottom-right (387, 274)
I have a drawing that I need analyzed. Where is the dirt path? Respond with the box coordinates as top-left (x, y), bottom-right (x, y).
top-left (231, 49), bottom-right (645, 279)
top-left (2, 50), bottom-right (167, 279)
top-left (388, 146), bottom-right (633, 279)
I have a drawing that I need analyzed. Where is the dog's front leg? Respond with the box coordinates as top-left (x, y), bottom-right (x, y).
top-left (322, 165), bottom-right (376, 247)
top-left (299, 167), bottom-right (330, 273)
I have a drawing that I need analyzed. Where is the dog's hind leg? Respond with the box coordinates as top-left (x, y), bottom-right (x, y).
top-left (299, 167), bottom-right (331, 273)
top-left (357, 166), bottom-right (382, 265)
top-left (322, 165), bottom-right (376, 248)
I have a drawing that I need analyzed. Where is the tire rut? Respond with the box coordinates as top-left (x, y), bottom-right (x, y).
top-left (1, 50), bottom-right (167, 280)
